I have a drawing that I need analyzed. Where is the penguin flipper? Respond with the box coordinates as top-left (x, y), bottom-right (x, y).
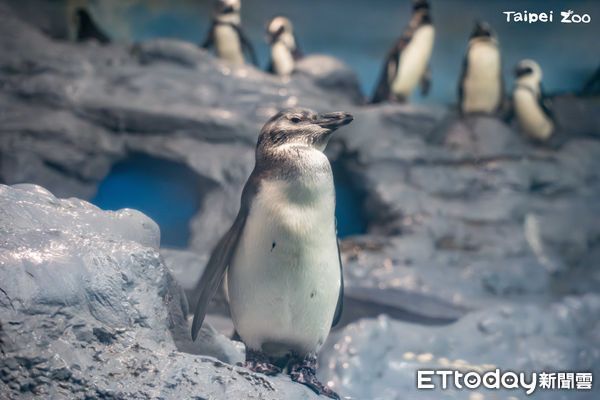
top-left (539, 83), bottom-right (555, 120)
top-left (266, 58), bottom-right (275, 74)
top-left (233, 25), bottom-right (259, 66)
top-left (201, 22), bottom-right (216, 49)
top-left (191, 171), bottom-right (260, 340)
top-left (331, 223), bottom-right (344, 328)
top-left (420, 66), bottom-right (432, 96)
top-left (457, 49), bottom-right (469, 113)
top-left (371, 36), bottom-right (408, 104)
top-left (371, 48), bottom-right (399, 104)
top-left (292, 38), bottom-right (304, 61)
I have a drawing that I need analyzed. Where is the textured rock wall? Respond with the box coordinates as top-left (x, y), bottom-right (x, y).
top-left (0, 184), bottom-right (320, 399)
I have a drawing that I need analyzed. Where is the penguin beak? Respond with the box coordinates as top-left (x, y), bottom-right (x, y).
top-left (316, 112), bottom-right (354, 131)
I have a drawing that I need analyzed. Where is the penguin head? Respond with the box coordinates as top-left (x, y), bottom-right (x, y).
top-left (267, 16), bottom-right (293, 44)
top-left (470, 20), bottom-right (495, 39)
top-left (412, 0), bottom-right (430, 11)
top-left (514, 59), bottom-right (543, 82)
top-left (411, 0), bottom-right (432, 25)
top-left (258, 108), bottom-right (353, 153)
top-left (216, 0), bottom-right (241, 15)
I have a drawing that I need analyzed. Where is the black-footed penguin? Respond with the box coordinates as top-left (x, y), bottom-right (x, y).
top-left (192, 108), bottom-right (353, 399)
top-left (74, 8), bottom-right (110, 44)
top-left (266, 16), bottom-right (303, 77)
top-left (201, 0), bottom-right (258, 66)
top-left (513, 59), bottom-right (554, 141)
top-left (458, 21), bottom-right (504, 114)
top-left (371, 0), bottom-right (434, 103)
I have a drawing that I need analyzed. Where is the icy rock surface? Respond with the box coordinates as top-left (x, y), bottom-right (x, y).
top-left (0, 184), bottom-right (319, 399)
top-left (320, 294), bottom-right (600, 400)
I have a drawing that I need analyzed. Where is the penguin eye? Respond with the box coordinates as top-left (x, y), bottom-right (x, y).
top-left (290, 117), bottom-right (301, 124)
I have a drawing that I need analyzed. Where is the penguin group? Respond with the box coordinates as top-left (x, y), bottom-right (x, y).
top-left (69, 0), bottom-right (581, 145)
top-left (196, 0), bottom-right (559, 143)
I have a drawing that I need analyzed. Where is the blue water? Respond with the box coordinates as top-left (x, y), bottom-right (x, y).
top-left (88, 0), bottom-right (600, 101)
top-left (91, 154), bottom-right (203, 248)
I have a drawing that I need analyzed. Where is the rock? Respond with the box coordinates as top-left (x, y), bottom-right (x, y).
top-left (0, 184), bottom-right (320, 399)
top-left (295, 54), bottom-right (365, 104)
top-left (0, 2), bottom-right (361, 257)
top-left (330, 105), bottom-right (600, 314)
top-left (320, 294), bottom-right (600, 400)
top-left (161, 248), bottom-right (207, 301)
top-left (551, 94), bottom-right (600, 138)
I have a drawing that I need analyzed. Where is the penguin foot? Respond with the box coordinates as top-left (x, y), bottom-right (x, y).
top-left (289, 356), bottom-right (340, 400)
top-left (242, 349), bottom-right (281, 376)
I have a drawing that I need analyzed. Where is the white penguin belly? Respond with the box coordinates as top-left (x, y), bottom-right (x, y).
top-left (214, 24), bottom-right (244, 65)
top-left (228, 178), bottom-right (340, 357)
top-left (391, 25), bottom-right (435, 97)
top-left (271, 42), bottom-right (295, 76)
top-left (462, 42), bottom-right (502, 113)
top-left (513, 88), bottom-right (553, 140)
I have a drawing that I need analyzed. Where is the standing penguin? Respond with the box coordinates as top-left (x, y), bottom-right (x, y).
top-left (371, 0), bottom-right (434, 103)
top-left (192, 108), bottom-right (352, 399)
top-left (73, 8), bottom-right (110, 44)
top-left (266, 16), bottom-right (303, 77)
top-left (512, 59), bottom-right (554, 141)
top-left (458, 21), bottom-right (504, 114)
top-left (201, 0), bottom-right (258, 66)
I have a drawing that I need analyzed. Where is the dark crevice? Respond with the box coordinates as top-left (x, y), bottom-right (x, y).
top-left (331, 153), bottom-right (368, 238)
top-left (91, 152), bottom-right (214, 248)
top-left (329, 142), bottom-right (402, 237)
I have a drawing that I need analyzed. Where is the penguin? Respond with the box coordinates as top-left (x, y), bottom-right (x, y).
top-left (512, 59), bottom-right (554, 141)
top-left (73, 8), bottom-right (110, 44)
top-left (192, 108), bottom-right (353, 399)
top-left (371, 0), bottom-right (434, 103)
top-left (458, 21), bottom-right (504, 114)
top-left (201, 0), bottom-right (258, 66)
top-left (266, 16), bottom-right (303, 77)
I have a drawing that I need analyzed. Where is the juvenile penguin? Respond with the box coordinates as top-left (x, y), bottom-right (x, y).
top-left (513, 59), bottom-right (554, 141)
top-left (458, 21), bottom-right (503, 114)
top-left (192, 108), bottom-right (352, 399)
top-left (266, 16), bottom-right (303, 77)
top-left (201, 0), bottom-right (258, 66)
top-left (73, 8), bottom-right (110, 44)
top-left (371, 0), bottom-right (434, 103)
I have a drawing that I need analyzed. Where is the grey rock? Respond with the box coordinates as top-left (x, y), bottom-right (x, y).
top-left (295, 54), bottom-right (365, 104)
top-left (0, 2), bottom-right (359, 257)
top-left (551, 94), bottom-right (600, 138)
top-left (0, 184), bottom-right (320, 399)
top-left (320, 295), bottom-right (600, 400)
